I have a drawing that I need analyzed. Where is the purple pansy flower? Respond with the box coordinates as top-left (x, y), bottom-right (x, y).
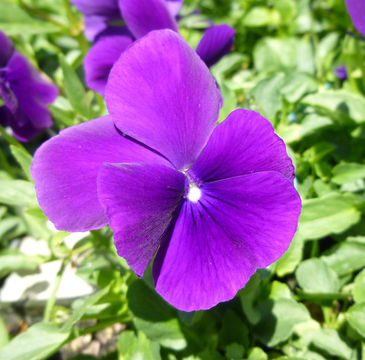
top-left (345, 0), bottom-right (365, 37)
top-left (0, 31), bottom-right (58, 142)
top-left (74, 0), bottom-right (235, 95)
top-left (31, 30), bottom-right (301, 311)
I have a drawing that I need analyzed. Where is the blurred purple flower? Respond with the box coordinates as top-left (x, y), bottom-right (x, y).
top-left (345, 0), bottom-right (365, 37)
top-left (335, 65), bottom-right (348, 81)
top-left (0, 31), bottom-right (58, 142)
top-left (74, 0), bottom-right (235, 94)
top-left (31, 30), bottom-right (300, 311)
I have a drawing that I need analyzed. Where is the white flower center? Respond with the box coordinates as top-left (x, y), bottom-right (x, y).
top-left (187, 183), bottom-right (201, 203)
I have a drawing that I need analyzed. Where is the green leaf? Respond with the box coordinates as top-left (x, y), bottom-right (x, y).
top-left (296, 258), bottom-right (339, 294)
top-left (127, 280), bottom-right (186, 351)
top-left (0, 217), bottom-right (26, 245)
top-left (303, 90), bottom-right (365, 125)
top-left (10, 145), bottom-right (33, 181)
top-left (298, 193), bottom-right (361, 240)
top-left (0, 323), bottom-right (70, 360)
top-left (322, 241), bottom-right (365, 276)
top-left (275, 234), bottom-right (304, 277)
top-left (254, 298), bottom-right (310, 347)
top-left (281, 72), bottom-right (317, 103)
top-left (332, 163), bottom-right (365, 185)
top-left (353, 270), bottom-right (365, 303)
top-left (0, 249), bottom-right (42, 278)
top-left (0, 0), bottom-right (59, 35)
top-left (247, 347), bottom-right (268, 360)
top-left (0, 317), bottom-right (9, 349)
top-left (251, 73), bottom-right (285, 119)
top-left (311, 329), bottom-right (352, 359)
top-left (59, 55), bottom-right (90, 118)
top-left (243, 7), bottom-right (279, 27)
top-left (0, 180), bottom-right (37, 207)
top-left (254, 38), bottom-right (297, 72)
top-left (117, 330), bottom-right (161, 360)
top-left (62, 284), bottom-right (112, 331)
top-left (347, 303), bottom-right (365, 338)
top-left (278, 113), bottom-right (333, 144)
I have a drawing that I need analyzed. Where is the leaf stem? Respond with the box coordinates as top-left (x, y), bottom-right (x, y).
top-left (44, 259), bottom-right (68, 322)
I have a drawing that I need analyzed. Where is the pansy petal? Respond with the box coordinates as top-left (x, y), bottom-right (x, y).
top-left (119, 0), bottom-right (178, 39)
top-left (71, 0), bottom-right (120, 18)
top-left (345, 0), bottom-right (365, 37)
top-left (97, 162), bottom-right (185, 276)
top-left (165, 0), bottom-right (183, 16)
top-left (106, 30), bottom-right (221, 170)
top-left (31, 116), bottom-right (168, 232)
top-left (189, 109), bottom-right (295, 183)
top-left (85, 34), bottom-right (133, 95)
top-left (0, 31), bottom-right (14, 67)
top-left (0, 106), bottom-right (49, 142)
top-left (153, 171), bottom-right (301, 311)
top-left (196, 25), bottom-right (235, 68)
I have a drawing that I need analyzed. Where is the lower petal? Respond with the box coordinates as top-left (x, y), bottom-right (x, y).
top-left (153, 171), bottom-right (301, 311)
top-left (97, 162), bottom-right (185, 276)
top-left (31, 116), bottom-right (168, 232)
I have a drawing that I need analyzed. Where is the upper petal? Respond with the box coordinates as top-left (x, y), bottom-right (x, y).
top-left (153, 171), bottom-right (301, 311)
top-left (119, 0), bottom-right (178, 39)
top-left (85, 33), bottom-right (133, 95)
top-left (97, 162), bottom-right (185, 277)
top-left (345, 0), bottom-right (365, 36)
top-left (106, 29), bottom-right (221, 170)
top-left (31, 116), bottom-right (168, 232)
top-left (189, 109), bottom-right (295, 183)
top-left (196, 24), bottom-right (235, 68)
top-left (0, 31), bottom-right (14, 67)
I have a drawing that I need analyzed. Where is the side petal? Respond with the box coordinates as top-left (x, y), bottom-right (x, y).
top-left (85, 34), bottom-right (133, 95)
top-left (0, 31), bottom-right (14, 67)
top-left (153, 172), bottom-right (301, 311)
top-left (31, 116), bottom-right (168, 232)
top-left (196, 24), bottom-right (235, 68)
top-left (189, 109), bottom-right (295, 183)
top-left (345, 0), bottom-right (365, 37)
top-left (106, 30), bottom-right (221, 170)
top-left (97, 162), bottom-right (185, 276)
top-left (119, 0), bottom-right (178, 39)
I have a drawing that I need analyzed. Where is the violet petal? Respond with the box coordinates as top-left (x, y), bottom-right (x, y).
top-left (106, 29), bottom-right (221, 170)
top-left (119, 0), bottom-right (178, 39)
top-left (153, 171), bottom-right (301, 311)
top-left (97, 162), bottom-right (185, 276)
top-left (189, 109), bottom-right (295, 183)
top-left (196, 24), bottom-right (235, 68)
top-left (31, 116), bottom-right (169, 232)
top-left (85, 33), bottom-right (133, 95)
top-left (345, 0), bottom-right (365, 37)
